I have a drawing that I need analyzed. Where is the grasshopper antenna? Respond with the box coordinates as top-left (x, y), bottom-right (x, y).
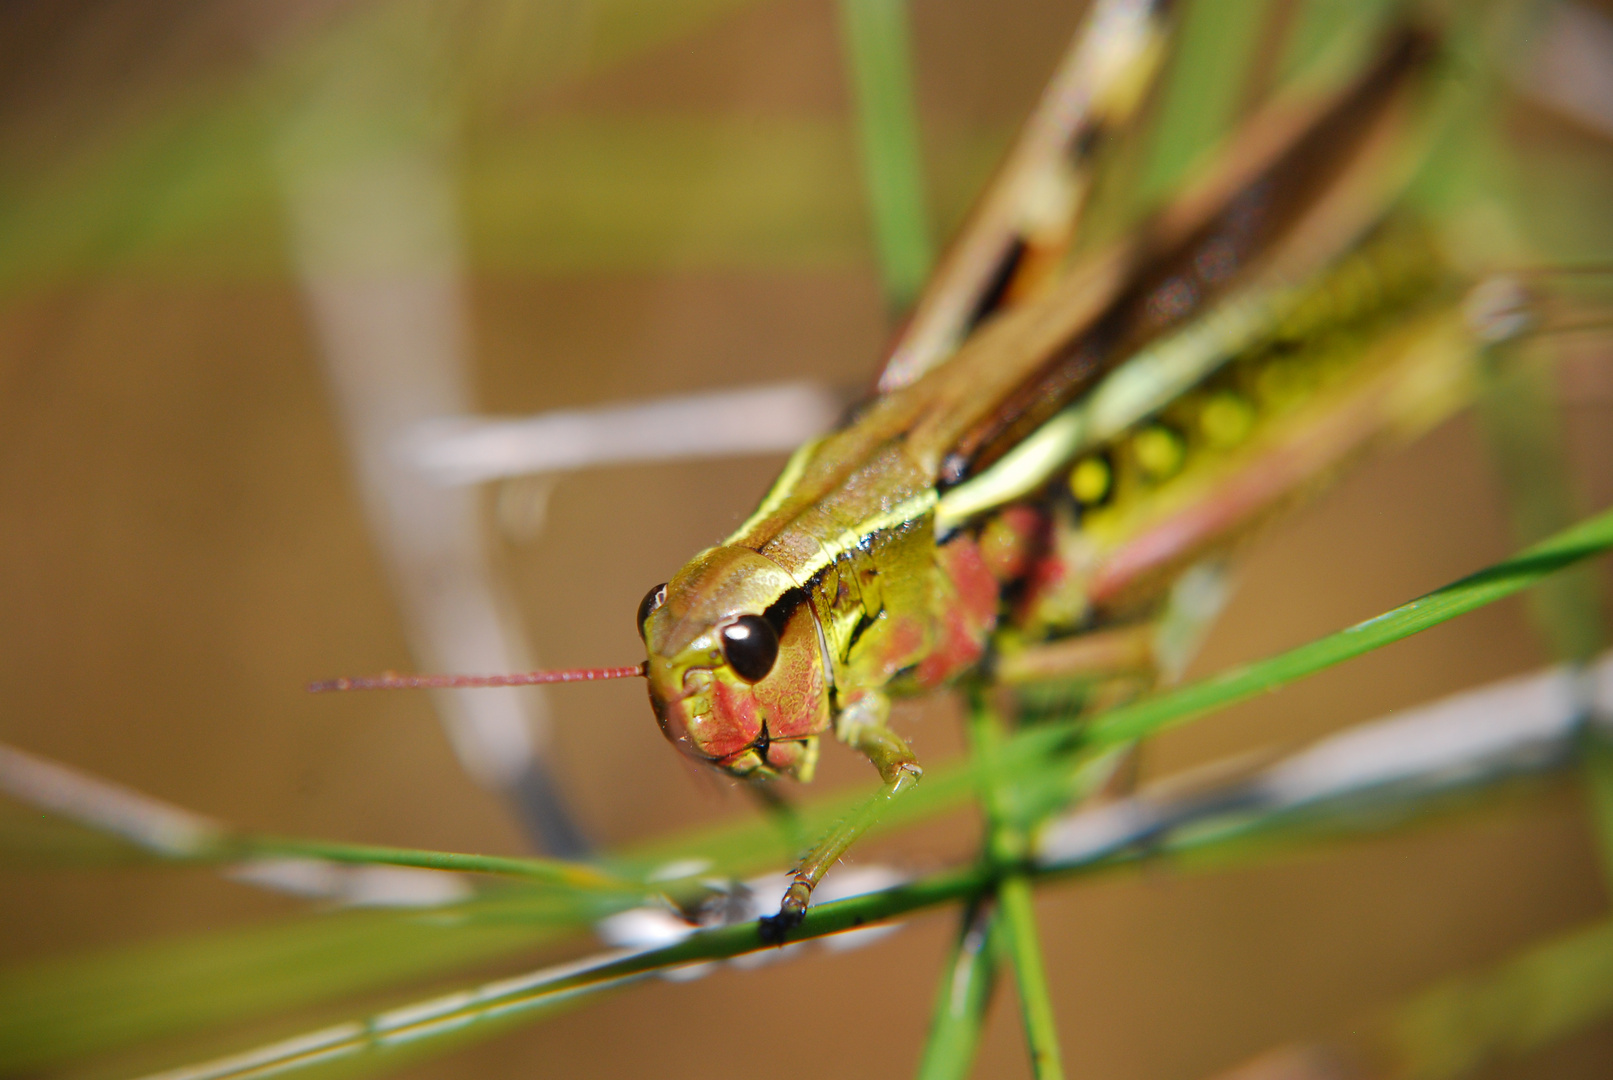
top-left (309, 664), bottom-right (647, 693)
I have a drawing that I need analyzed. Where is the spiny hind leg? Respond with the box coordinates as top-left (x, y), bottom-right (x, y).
top-left (760, 694), bottom-right (921, 942)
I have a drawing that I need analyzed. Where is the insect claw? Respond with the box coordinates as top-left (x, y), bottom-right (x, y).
top-left (757, 905), bottom-right (803, 946)
top-left (758, 880), bottom-right (812, 944)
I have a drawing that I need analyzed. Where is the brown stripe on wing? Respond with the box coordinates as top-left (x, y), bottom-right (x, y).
top-left (937, 26), bottom-right (1437, 490)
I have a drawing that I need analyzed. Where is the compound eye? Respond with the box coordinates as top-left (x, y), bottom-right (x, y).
top-left (636, 582), bottom-right (668, 641)
top-left (720, 614), bottom-right (779, 683)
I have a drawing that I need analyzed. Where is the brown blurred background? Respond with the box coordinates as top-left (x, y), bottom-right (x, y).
top-left (2, 1), bottom-right (1612, 1077)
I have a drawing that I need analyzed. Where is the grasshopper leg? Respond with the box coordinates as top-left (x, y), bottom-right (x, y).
top-left (760, 720), bottom-right (922, 942)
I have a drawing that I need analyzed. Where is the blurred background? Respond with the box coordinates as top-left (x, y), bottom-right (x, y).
top-left (1, 0), bottom-right (1612, 1077)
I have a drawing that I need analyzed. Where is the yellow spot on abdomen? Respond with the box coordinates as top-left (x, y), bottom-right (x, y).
top-left (1132, 424), bottom-right (1186, 481)
top-left (1069, 455), bottom-right (1113, 505)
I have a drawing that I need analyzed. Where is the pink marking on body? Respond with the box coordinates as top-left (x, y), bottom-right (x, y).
top-left (877, 617), bottom-right (928, 669)
top-left (915, 605), bottom-right (989, 687)
top-left (765, 739), bottom-right (813, 773)
top-left (980, 505), bottom-right (1046, 582)
top-left (752, 606), bottom-right (832, 741)
top-left (701, 678), bottom-right (762, 759)
top-left (940, 536), bottom-right (1002, 628)
top-left (1014, 548), bottom-right (1071, 624)
top-left (914, 536), bottom-right (1000, 687)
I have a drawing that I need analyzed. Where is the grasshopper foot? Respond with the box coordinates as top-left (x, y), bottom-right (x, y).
top-left (758, 881), bottom-right (811, 944)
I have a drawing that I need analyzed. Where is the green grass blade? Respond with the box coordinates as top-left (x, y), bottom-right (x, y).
top-left (1276, 0), bottom-right (1402, 91)
top-left (1212, 914), bottom-right (1613, 1078)
top-left (912, 691), bottom-right (1030, 1080)
top-left (1385, 917), bottom-right (1613, 1078)
top-left (230, 836), bottom-right (646, 897)
top-left (1474, 329), bottom-right (1613, 896)
top-left (1024, 505), bottom-right (1613, 759)
top-left (0, 111), bottom-right (1009, 290)
top-left (0, 739), bottom-right (651, 897)
top-left (0, 888), bottom-right (616, 1074)
top-left (915, 901), bottom-right (1000, 1080)
top-left (0, 0), bottom-right (834, 295)
top-left (118, 865), bottom-right (995, 1080)
top-left (0, 799), bottom-right (167, 866)
top-left (1475, 342), bottom-right (1608, 663)
top-left (998, 875), bottom-right (1065, 1080)
top-left (1083, 0), bottom-right (1403, 247)
top-left (837, 0), bottom-right (935, 309)
top-left (961, 674), bottom-right (1067, 1080)
top-left (1130, 0), bottom-right (1280, 211)
top-left (0, 739), bottom-right (650, 1072)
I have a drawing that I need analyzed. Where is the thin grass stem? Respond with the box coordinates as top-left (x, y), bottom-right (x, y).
top-left (1384, 918), bottom-right (1613, 1074)
top-left (232, 836), bottom-right (650, 897)
top-left (0, 740), bottom-right (649, 899)
top-left (1473, 339), bottom-right (1607, 662)
top-left (1131, 0), bottom-right (1280, 210)
top-left (1473, 333), bottom-right (1613, 903)
top-left (1022, 504), bottom-right (1613, 760)
top-left (837, 0), bottom-right (934, 309)
top-left (998, 874), bottom-right (1065, 1080)
top-left (964, 683), bottom-right (1065, 1079)
top-left (1210, 915), bottom-right (1613, 1079)
top-left (914, 900), bottom-right (1001, 1080)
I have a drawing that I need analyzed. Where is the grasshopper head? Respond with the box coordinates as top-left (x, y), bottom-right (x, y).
top-left (639, 546), bottom-right (829, 782)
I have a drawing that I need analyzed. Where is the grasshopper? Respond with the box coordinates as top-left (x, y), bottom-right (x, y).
top-left (637, 21), bottom-right (1465, 934)
top-left (324, 10), bottom-right (1523, 936)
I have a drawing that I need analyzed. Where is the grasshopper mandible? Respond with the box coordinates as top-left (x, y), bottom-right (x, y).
top-left (321, 11), bottom-right (1494, 936)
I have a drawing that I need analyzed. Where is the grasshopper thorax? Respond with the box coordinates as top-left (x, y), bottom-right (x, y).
top-left (640, 545), bottom-right (831, 782)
